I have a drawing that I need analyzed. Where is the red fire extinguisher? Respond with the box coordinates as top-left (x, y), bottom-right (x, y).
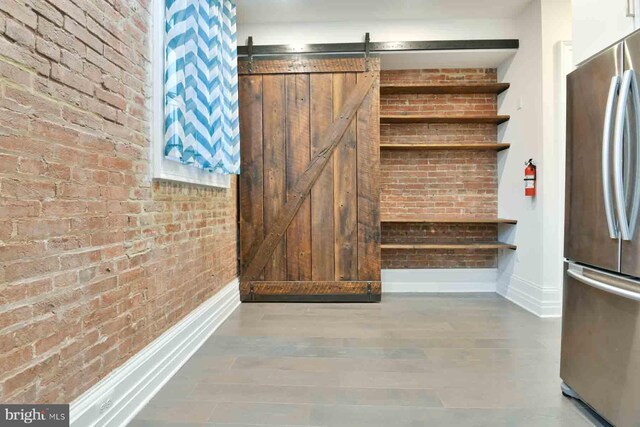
top-left (524, 159), bottom-right (536, 197)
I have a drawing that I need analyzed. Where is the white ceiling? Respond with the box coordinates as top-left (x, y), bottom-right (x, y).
top-left (236, 0), bottom-right (533, 24)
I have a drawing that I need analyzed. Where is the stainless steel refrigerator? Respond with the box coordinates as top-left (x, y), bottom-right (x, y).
top-left (563, 29), bottom-right (640, 426)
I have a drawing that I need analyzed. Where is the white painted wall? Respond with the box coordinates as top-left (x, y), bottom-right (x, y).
top-left (237, 19), bottom-right (518, 46)
top-left (541, 0), bottom-right (573, 311)
top-left (572, 0), bottom-right (639, 65)
top-left (497, 0), bottom-right (571, 317)
top-left (238, 19), bottom-right (519, 70)
top-left (496, 0), bottom-right (545, 313)
top-left (382, 269), bottom-right (498, 293)
top-left (236, 0), bottom-right (533, 24)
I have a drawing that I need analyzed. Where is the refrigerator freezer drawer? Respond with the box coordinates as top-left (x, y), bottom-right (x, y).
top-left (561, 263), bottom-right (640, 426)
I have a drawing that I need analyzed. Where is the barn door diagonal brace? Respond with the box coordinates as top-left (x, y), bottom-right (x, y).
top-left (241, 73), bottom-right (377, 283)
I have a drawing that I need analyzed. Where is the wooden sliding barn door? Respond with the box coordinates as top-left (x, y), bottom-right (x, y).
top-left (238, 57), bottom-right (381, 302)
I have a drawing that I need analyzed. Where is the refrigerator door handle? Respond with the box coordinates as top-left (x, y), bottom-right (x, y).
top-left (613, 69), bottom-right (636, 240)
top-left (603, 76), bottom-right (620, 238)
top-left (627, 0), bottom-right (636, 17)
top-left (567, 267), bottom-right (640, 302)
top-left (628, 69), bottom-right (640, 240)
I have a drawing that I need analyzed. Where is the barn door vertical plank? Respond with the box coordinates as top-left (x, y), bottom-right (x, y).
top-left (285, 74), bottom-right (312, 281)
top-left (356, 72), bottom-right (381, 281)
top-left (239, 75), bottom-right (264, 276)
top-left (262, 74), bottom-right (287, 280)
top-left (310, 73), bottom-right (335, 281)
top-left (333, 73), bottom-right (358, 281)
top-left (241, 72), bottom-right (376, 289)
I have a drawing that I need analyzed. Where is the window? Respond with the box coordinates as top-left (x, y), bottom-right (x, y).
top-left (151, 0), bottom-right (239, 188)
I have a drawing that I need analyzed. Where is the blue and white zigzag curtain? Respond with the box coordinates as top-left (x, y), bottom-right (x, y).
top-left (164, 0), bottom-right (240, 174)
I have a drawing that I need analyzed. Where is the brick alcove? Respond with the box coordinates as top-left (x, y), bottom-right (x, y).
top-left (379, 68), bottom-right (515, 269)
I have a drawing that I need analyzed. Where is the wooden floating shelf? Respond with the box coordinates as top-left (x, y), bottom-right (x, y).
top-left (380, 143), bottom-right (511, 152)
top-left (381, 242), bottom-right (517, 250)
top-left (380, 115), bottom-right (510, 124)
top-left (381, 217), bottom-right (517, 224)
top-left (380, 83), bottom-right (510, 95)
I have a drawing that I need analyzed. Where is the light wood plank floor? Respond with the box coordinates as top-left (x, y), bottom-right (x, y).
top-left (130, 294), bottom-right (608, 426)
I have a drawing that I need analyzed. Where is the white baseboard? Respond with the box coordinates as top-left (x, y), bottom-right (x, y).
top-left (70, 278), bottom-right (240, 427)
top-left (497, 274), bottom-right (561, 317)
top-left (382, 269), bottom-right (498, 293)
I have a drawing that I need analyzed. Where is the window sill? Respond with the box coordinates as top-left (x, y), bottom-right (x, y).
top-left (152, 158), bottom-right (231, 188)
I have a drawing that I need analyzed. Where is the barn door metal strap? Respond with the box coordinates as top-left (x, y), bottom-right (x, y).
top-left (240, 281), bottom-right (382, 302)
top-left (240, 72), bottom-right (376, 284)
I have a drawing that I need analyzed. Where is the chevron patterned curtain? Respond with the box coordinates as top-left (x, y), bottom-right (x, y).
top-left (164, 0), bottom-right (240, 174)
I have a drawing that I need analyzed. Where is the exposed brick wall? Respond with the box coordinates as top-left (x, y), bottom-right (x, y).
top-left (380, 69), bottom-right (499, 269)
top-left (381, 123), bottom-right (496, 146)
top-left (382, 223), bottom-right (498, 244)
top-left (380, 150), bottom-right (498, 219)
top-left (0, 0), bottom-right (238, 404)
top-left (381, 68), bottom-right (497, 85)
top-left (382, 249), bottom-right (497, 269)
top-left (382, 94), bottom-right (496, 116)
top-left (381, 223), bottom-right (498, 269)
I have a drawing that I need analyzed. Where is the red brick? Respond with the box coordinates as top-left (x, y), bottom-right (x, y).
top-left (82, 60), bottom-right (102, 83)
top-left (0, 59), bottom-right (34, 87)
top-left (0, 241), bottom-right (45, 262)
top-left (5, 18), bottom-right (36, 48)
top-left (49, 0), bottom-right (86, 26)
top-left (35, 36), bottom-right (61, 61)
top-left (56, 183), bottom-right (99, 199)
top-left (16, 219), bottom-right (70, 239)
top-left (4, 256), bottom-right (60, 283)
top-left (0, 153), bottom-right (19, 173)
top-left (86, 16), bottom-right (121, 52)
top-left (0, 1), bottom-right (37, 29)
top-left (64, 17), bottom-right (101, 53)
top-left (1, 178), bottom-right (56, 200)
top-left (60, 49), bottom-right (83, 72)
top-left (0, 36), bottom-right (49, 76)
top-left (0, 346), bottom-right (33, 376)
top-left (85, 43), bottom-right (120, 76)
top-left (380, 68), bottom-right (500, 269)
top-left (51, 63), bottom-right (94, 95)
top-left (95, 87), bottom-right (126, 110)
top-left (1, 366), bottom-right (37, 397)
top-left (102, 75), bottom-right (124, 95)
top-left (59, 330), bottom-right (98, 362)
top-left (34, 329), bottom-right (68, 356)
top-left (0, 306), bottom-right (31, 331)
top-left (0, 278), bottom-right (52, 306)
top-left (100, 155), bottom-right (132, 171)
top-left (0, 0), bottom-right (238, 406)
top-left (61, 106), bottom-right (103, 130)
top-left (36, 17), bottom-right (84, 57)
top-left (30, 2), bottom-right (64, 26)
